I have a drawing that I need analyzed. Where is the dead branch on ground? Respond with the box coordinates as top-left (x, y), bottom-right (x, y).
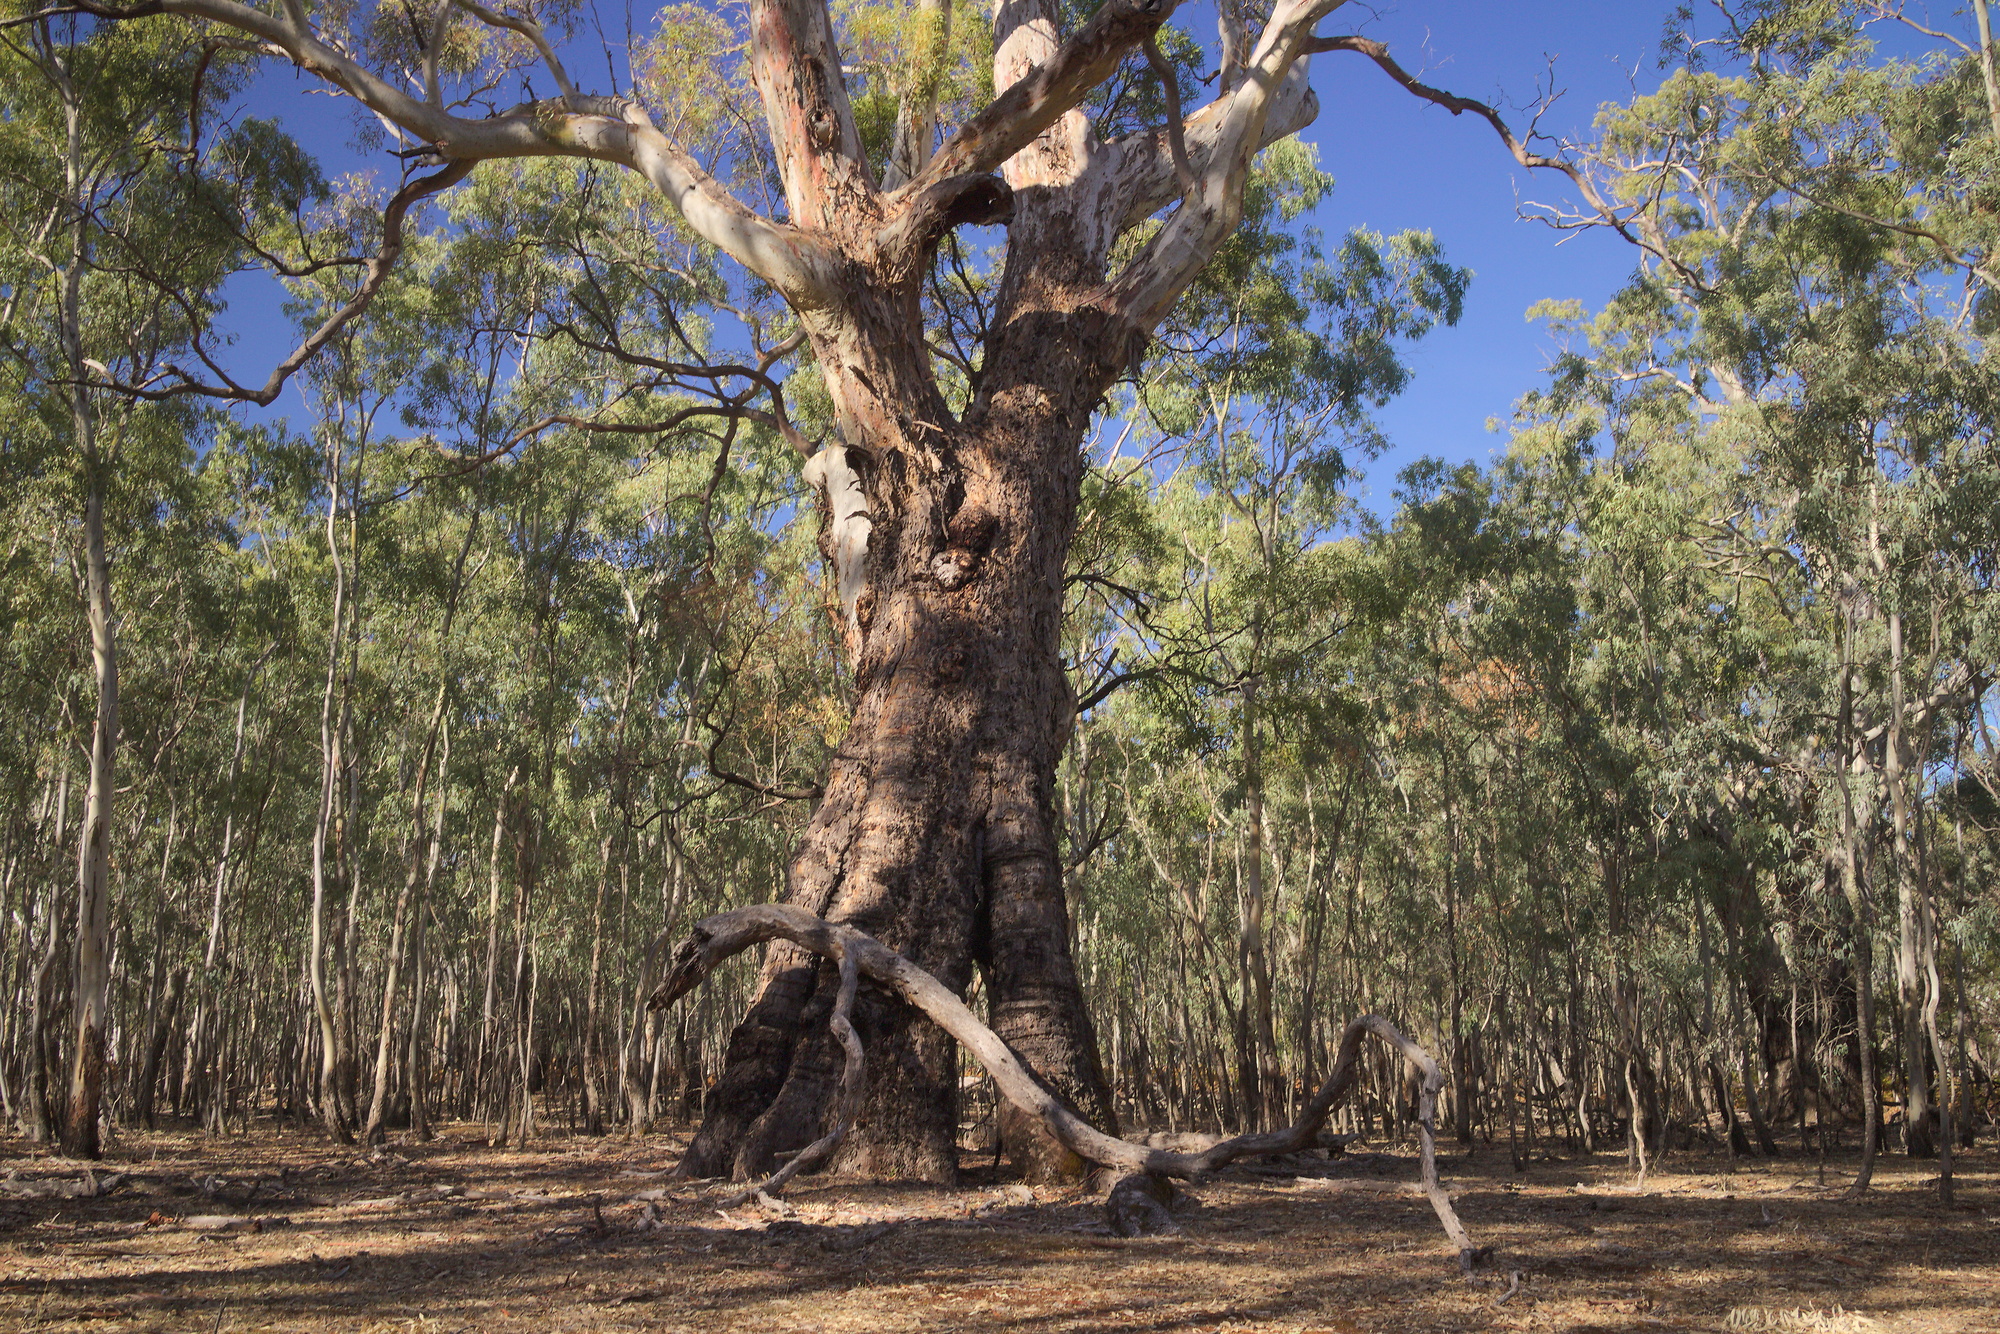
top-left (650, 903), bottom-right (1482, 1274)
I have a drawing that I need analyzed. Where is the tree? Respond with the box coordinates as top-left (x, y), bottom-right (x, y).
top-left (1549, 0), bottom-right (2000, 1180)
top-left (0, 14), bottom-right (308, 1156)
top-left (46, 0), bottom-right (1592, 1179)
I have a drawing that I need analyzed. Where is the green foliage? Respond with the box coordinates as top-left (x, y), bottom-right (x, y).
top-left (1, 0), bottom-right (1995, 1152)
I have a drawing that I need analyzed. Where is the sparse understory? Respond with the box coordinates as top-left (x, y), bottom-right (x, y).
top-left (1, 1124), bottom-right (1995, 1333)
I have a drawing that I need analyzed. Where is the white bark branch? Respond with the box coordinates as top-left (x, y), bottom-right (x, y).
top-left (1104, 61), bottom-right (1318, 236)
top-left (447, 0), bottom-right (577, 102)
top-left (1097, 0), bottom-right (1353, 329)
top-left (905, 0), bottom-right (1178, 195)
top-left (62, 0), bottom-right (833, 304)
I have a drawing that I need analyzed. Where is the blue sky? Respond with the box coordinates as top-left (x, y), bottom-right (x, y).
top-left (226, 1), bottom-right (1677, 512)
top-left (1288, 3), bottom-right (1671, 511)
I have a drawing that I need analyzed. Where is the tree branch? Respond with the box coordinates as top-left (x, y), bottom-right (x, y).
top-left (91, 160), bottom-right (470, 404)
top-left (1104, 62), bottom-right (1318, 235)
top-left (447, 0), bottom-right (577, 101)
top-left (719, 941), bottom-right (863, 1205)
top-left (699, 719), bottom-right (824, 802)
top-left (1141, 35), bottom-right (1197, 198)
top-left (653, 904), bottom-right (1483, 1274)
top-left (75, 0), bottom-right (834, 303)
top-left (1302, 35), bottom-right (1688, 277)
top-left (908, 0), bottom-right (1178, 193)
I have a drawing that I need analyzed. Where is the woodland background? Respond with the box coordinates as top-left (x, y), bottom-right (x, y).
top-left (2, 0), bottom-right (1998, 1194)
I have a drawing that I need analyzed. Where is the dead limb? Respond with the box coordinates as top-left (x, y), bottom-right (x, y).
top-left (651, 904), bottom-right (1481, 1274)
top-left (717, 941), bottom-right (863, 1209)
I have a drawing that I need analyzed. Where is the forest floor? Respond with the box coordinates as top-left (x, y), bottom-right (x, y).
top-left (1, 1120), bottom-right (1995, 1334)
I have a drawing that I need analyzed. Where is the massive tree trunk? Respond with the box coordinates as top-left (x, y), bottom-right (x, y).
top-left (680, 0), bottom-right (1238, 1184)
top-left (656, 0), bottom-right (1338, 1185)
top-left (683, 309), bottom-right (1125, 1181)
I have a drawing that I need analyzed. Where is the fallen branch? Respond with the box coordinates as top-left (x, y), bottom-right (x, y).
top-left (717, 940), bottom-right (863, 1209)
top-left (650, 904), bottom-right (1481, 1273)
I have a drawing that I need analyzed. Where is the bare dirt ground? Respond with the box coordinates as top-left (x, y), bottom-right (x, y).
top-left (2, 1121), bottom-right (1995, 1333)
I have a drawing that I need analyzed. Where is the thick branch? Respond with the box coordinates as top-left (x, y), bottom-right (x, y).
top-left (908, 0), bottom-right (1177, 193)
top-left (652, 904), bottom-right (1481, 1272)
top-left (1097, 0), bottom-right (1354, 328)
top-left (76, 0), bottom-right (831, 302)
top-left (1106, 59), bottom-right (1317, 235)
top-left (875, 172), bottom-right (1014, 280)
top-left (95, 161), bottom-right (469, 404)
top-left (748, 0), bottom-right (876, 226)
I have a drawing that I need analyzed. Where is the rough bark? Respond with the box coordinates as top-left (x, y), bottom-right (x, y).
top-left (680, 359), bottom-right (1122, 1181)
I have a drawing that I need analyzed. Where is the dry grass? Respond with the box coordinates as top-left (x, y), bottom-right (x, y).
top-left (2, 1122), bottom-right (1995, 1333)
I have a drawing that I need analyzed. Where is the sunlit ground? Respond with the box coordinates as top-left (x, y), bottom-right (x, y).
top-left (2, 1120), bottom-right (1993, 1332)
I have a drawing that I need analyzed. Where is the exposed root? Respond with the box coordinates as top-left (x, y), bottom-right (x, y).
top-left (653, 904), bottom-right (1482, 1273)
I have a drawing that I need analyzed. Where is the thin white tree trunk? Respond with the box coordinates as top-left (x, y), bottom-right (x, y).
top-left (1974, 0), bottom-right (2000, 137)
top-left (310, 431), bottom-right (353, 1144)
top-left (58, 81), bottom-right (116, 1161)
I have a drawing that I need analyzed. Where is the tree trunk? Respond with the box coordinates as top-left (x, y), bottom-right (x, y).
top-left (309, 431), bottom-right (354, 1146)
top-left (683, 317), bottom-right (1124, 1183)
top-left (361, 682), bottom-right (449, 1143)
top-left (582, 829), bottom-right (611, 1135)
top-left (64, 470), bottom-right (117, 1161)
top-left (25, 764), bottom-right (70, 1144)
top-left (683, 492), bottom-right (1114, 1178)
top-left (678, 0), bottom-right (1315, 1183)
top-left (1882, 606), bottom-right (1934, 1156)
top-left (54, 76), bottom-right (118, 1161)
top-left (1239, 677), bottom-right (1282, 1132)
top-left (1835, 599), bottom-right (1881, 1187)
top-left (478, 765), bottom-right (518, 1111)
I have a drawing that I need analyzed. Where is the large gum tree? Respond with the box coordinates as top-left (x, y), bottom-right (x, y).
top-left (47, 0), bottom-right (1584, 1181)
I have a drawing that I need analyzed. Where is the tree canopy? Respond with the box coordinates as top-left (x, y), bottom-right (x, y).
top-left (0, 0), bottom-right (1994, 1207)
